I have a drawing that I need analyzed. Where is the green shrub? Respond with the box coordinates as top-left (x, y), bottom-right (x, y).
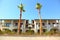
top-left (26, 30), bottom-right (34, 35)
top-left (4, 29), bottom-right (11, 32)
top-left (43, 29), bottom-right (47, 33)
top-left (50, 28), bottom-right (58, 34)
top-left (0, 30), bottom-right (3, 34)
top-left (44, 28), bottom-right (58, 35)
top-left (3, 29), bottom-right (14, 34)
top-left (44, 31), bottom-right (52, 35)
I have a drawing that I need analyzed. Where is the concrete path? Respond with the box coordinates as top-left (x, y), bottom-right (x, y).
top-left (0, 36), bottom-right (60, 40)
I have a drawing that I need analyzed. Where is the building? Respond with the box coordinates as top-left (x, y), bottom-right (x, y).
top-left (33, 19), bottom-right (60, 33)
top-left (0, 19), bottom-right (60, 33)
top-left (0, 19), bottom-right (26, 33)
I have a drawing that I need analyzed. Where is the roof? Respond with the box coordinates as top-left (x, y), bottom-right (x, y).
top-left (0, 19), bottom-right (60, 20)
top-left (35, 19), bottom-right (60, 20)
top-left (0, 19), bottom-right (26, 20)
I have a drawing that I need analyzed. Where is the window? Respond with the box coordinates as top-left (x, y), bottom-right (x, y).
top-left (15, 23), bottom-right (23, 27)
top-left (26, 20), bottom-right (28, 24)
top-left (53, 23), bottom-right (55, 24)
top-left (5, 23), bottom-right (11, 27)
top-left (15, 23), bottom-right (18, 26)
top-left (57, 23), bottom-right (59, 24)
top-left (20, 23), bottom-right (23, 25)
top-left (32, 20), bottom-right (34, 23)
top-left (36, 23), bottom-right (40, 27)
top-left (20, 23), bottom-right (23, 27)
top-left (48, 23), bottom-right (50, 25)
top-left (26, 25), bottom-right (28, 28)
top-left (42, 23), bottom-right (45, 26)
top-left (32, 25), bottom-right (34, 28)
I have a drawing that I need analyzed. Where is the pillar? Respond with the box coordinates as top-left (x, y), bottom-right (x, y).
top-left (34, 20), bottom-right (38, 33)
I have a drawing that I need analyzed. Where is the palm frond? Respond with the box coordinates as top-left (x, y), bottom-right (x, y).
top-left (23, 10), bottom-right (25, 12)
top-left (36, 3), bottom-right (42, 9)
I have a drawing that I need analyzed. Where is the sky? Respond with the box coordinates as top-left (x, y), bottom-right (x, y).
top-left (0, 0), bottom-right (60, 20)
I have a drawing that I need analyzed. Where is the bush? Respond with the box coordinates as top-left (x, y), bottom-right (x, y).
top-left (44, 28), bottom-right (58, 35)
top-left (43, 29), bottom-right (47, 33)
top-left (50, 28), bottom-right (58, 34)
top-left (26, 30), bottom-right (34, 35)
top-left (0, 30), bottom-right (3, 34)
top-left (4, 29), bottom-right (11, 32)
top-left (3, 29), bottom-right (15, 34)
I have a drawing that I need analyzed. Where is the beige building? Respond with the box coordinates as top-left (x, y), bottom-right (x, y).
top-left (33, 19), bottom-right (60, 33)
top-left (0, 19), bottom-right (26, 33)
top-left (0, 19), bottom-right (60, 33)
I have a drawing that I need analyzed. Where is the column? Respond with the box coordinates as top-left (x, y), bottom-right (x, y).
top-left (1, 20), bottom-right (4, 31)
top-left (46, 20), bottom-right (50, 31)
top-left (47, 20), bottom-right (51, 31)
top-left (58, 20), bottom-right (60, 31)
top-left (46, 20), bottom-right (48, 31)
top-left (22, 20), bottom-right (26, 33)
top-left (50, 22), bottom-right (52, 30)
top-left (46, 20), bottom-right (48, 29)
top-left (11, 20), bottom-right (14, 27)
top-left (34, 20), bottom-right (37, 33)
top-left (56, 20), bottom-right (59, 30)
top-left (2, 20), bottom-right (4, 27)
top-left (10, 20), bottom-right (14, 31)
top-left (0, 20), bottom-right (2, 29)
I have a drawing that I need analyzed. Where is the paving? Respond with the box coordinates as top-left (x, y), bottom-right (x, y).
top-left (0, 36), bottom-right (60, 40)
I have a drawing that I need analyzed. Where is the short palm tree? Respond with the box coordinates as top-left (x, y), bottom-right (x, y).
top-left (36, 3), bottom-right (42, 35)
top-left (17, 3), bottom-right (25, 34)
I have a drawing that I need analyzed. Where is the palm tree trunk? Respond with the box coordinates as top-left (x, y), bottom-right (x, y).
top-left (17, 10), bottom-right (22, 34)
top-left (38, 9), bottom-right (42, 35)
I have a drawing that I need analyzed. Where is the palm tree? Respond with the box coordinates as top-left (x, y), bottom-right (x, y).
top-left (17, 3), bottom-right (25, 34)
top-left (36, 3), bottom-right (42, 35)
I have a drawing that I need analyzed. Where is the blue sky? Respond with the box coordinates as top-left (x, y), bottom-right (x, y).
top-left (0, 0), bottom-right (60, 20)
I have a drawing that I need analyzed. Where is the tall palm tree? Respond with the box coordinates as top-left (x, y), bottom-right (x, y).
top-left (36, 3), bottom-right (42, 35)
top-left (17, 3), bottom-right (25, 34)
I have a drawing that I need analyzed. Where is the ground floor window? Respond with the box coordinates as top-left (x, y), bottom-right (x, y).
top-left (5, 23), bottom-right (11, 27)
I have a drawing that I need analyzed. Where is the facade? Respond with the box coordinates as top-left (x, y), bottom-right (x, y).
top-left (0, 19), bottom-right (60, 33)
top-left (0, 19), bottom-right (26, 33)
top-left (33, 19), bottom-right (60, 33)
